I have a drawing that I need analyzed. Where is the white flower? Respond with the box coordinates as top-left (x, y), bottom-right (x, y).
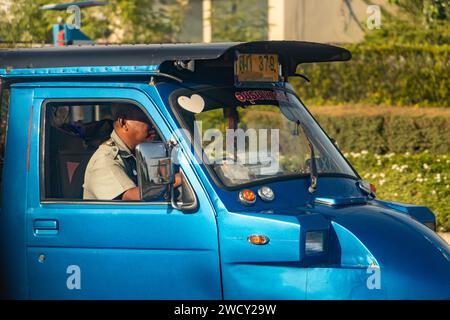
top-left (431, 190), bottom-right (436, 195)
top-left (379, 179), bottom-right (385, 185)
top-left (391, 164), bottom-right (408, 173)
top-left (423, 163), bottom-right (430, 170)
top-left (380, 173), bottom-right (386, 178)
top-left (385, 152), bottom-right (395, 158)
top-left (361, 150), bottom-right (368, 155)
top-left (377, 159), bottom-right (382, 166)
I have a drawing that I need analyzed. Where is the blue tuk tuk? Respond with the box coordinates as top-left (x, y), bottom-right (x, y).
top-left (0, 41), bottom-right (449, 299)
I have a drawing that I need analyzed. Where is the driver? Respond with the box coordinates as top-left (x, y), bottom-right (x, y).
top-left (83, 103), bottom-right (169, 200)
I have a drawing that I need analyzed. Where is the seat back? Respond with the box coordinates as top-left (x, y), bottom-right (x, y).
top-left (58, 150), bottom-right (95, 199)
top-left (47, 119), bottom-right (113, 199)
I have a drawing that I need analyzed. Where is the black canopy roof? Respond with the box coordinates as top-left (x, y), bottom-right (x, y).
top-left (0, 41), bottom-right (351, 76)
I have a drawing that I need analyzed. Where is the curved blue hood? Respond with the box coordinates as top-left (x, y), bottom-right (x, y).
top-left (323, 203), bottom-right (450, 299)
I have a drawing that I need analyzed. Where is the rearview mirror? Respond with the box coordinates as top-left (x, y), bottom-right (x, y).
top-left (136, 142), bottom-right (173, 201)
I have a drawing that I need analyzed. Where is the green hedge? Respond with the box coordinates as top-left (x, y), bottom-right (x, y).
top-left (347, 152), bottom-right (450, 232)
top-left (293, 44), bottom-right (450, 107)
top-left (312, 111), bottom-right (450, 154)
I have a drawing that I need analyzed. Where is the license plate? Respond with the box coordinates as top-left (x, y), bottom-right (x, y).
top-left (235, 54), bottom-right (279, 83)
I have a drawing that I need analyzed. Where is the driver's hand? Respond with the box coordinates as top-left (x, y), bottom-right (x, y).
top-left (174, 173), bottom-right (182, 188)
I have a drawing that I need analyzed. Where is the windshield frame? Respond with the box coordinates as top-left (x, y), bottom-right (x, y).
top-left (166, 82), bottom-right (360, 191)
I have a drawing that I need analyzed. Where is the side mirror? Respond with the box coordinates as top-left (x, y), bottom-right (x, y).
top-left (135, 142), bottom-right (198, 212)
top-left (136, 142), bottom-right (172, 201)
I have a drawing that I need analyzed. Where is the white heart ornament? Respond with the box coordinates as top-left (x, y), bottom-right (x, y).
top-left (177, 94), bottom-right (205, 113)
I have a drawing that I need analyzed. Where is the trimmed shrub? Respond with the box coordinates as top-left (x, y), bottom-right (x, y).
top-left (293, 44), bottom-right (450, 107)
top-left (312, 109), bottom-right (450, 154)
top-left (347, 152), bottom-right (450, 231)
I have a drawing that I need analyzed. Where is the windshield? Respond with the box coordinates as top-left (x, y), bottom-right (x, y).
top-left (170, 85), bottom-right (357, 187)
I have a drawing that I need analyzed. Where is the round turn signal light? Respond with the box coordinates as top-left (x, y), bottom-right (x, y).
top-left (238, 189), bottom-right (256, 205)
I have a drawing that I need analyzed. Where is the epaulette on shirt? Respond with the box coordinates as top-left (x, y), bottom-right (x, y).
top-left (103, 138), bottom-right (119, 158)
top-left (104, 138), bottom-right (115, 147)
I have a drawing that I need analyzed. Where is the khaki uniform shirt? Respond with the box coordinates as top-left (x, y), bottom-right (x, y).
top-left (83, 130), bottom-right (138, 200)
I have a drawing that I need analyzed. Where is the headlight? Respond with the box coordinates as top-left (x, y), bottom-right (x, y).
top-left (305, 230), bottom-right (327, 255)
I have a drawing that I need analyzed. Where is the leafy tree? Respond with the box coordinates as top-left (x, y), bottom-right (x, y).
top-left (390, 0), bottom-right (448, 26)
top-left (363, 0), bottom-right (450, 45)
top-left (211, 0), bottom-right (267, 42)
top-left (103, 0), bottom-right (189, 43)
top-left (0, 0), bottom-right (190, 46)
top-left (0, 0), bottom-right (53, 44)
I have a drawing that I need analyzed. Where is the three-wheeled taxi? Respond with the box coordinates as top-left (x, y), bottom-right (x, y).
top-left (0, 41), bottom-right (449, 299)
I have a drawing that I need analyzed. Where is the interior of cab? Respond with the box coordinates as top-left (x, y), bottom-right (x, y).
top-left (41, 100), bottom-right (196, 207)
top-left (42, 101), bottom-right (152, 200)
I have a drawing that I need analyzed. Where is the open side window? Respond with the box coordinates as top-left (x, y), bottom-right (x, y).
top-left (40, 100), bottom-right (164, 201)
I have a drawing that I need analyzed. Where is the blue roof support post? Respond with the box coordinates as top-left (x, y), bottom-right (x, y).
top-left (52, 24), bottom-right (64, 47)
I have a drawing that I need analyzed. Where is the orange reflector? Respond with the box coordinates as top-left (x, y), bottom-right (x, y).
top-left (242, 189), bottom-right (255, 201)
top-left (247, 235), bottom-right (270, 245)
top-left (239, 189), bottom-right (256, 205)
top-left (370, 183), bottom-right (377, 193)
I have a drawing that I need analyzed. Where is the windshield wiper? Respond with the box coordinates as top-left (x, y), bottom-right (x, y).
top-left (296, 120), bottom-right (318, 193)
top-left (306, 137), bottom-right (318, 193)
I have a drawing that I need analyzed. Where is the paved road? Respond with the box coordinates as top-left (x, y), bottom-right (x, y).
top-left (438, 233), bottom-right (450, 245)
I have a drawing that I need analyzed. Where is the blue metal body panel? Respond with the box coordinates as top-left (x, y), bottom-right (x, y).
top-left (0, 65), bottom-right (158, 77)
top-left (0, 68), bottom-right (449, 299)
top-left (373, 199), bottom-right (436, 224)
top-left (0, 87), bottom-right (33, 298)
top-left (1, 83), bottom-right (222, 299)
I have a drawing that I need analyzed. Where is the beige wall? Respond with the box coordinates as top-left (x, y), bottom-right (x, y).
top-left (184, 0), bottom-right (393, 43)
top-left (2, 0), bottom-right (393, 44)
top-left (180, 0), bottom-right (204, 43)
top-left (269, 0), bottom-right (391, 43)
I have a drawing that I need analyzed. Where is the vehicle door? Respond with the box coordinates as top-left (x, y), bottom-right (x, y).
top-left (25, 84), bottom-right (221, 299)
